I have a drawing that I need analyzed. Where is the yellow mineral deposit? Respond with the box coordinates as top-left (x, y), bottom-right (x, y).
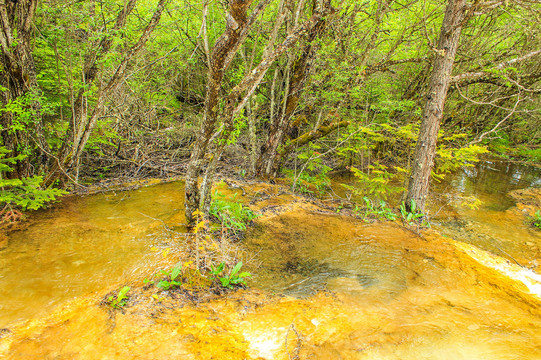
top-left (1, 178), bottom-right (541, 359)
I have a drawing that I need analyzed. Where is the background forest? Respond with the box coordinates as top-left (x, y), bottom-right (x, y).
top-left (1, 0), bottom-right (540, 219)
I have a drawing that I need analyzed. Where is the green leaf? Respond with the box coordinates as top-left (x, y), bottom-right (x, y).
top-left (170, 266), bottom-right (182, 281)
top-left (230, 261), bottom-right (243, 277)
top-left (220, 277), bottom-right (231, 288)
top-left (118, 286), bottom-right (130, 299)
top-left (157, 280), bottom-right (170, 290)
top-left (215, 262), bottom-right (225, 275)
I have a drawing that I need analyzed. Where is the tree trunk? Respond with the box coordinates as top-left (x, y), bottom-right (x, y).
top-left (44, 0), bottom-right (167, 186)
top-left (184, 0), bottom-right (258, 226)
top-left (256, 2), bottom-right (328, 177)
top-left (0, 0), bottom-right (42, 178)
top-left (405, 0), bottom-right (466, 213)
top-left (185, 0), bottom-right (334, 226)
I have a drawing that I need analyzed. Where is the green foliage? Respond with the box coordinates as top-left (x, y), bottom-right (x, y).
top-left (513, 145), bottom-right (541, 163)
top-left (209, 192), bottom-right (259, 232)
top-left (0, 91), bottom-right (42, 135)
top-left (3, 0), bottom-right (537, 196)
top-left (530, 210), bottom-right (541, 230)
top-left (399, 200), bottom-right (428, 226)
top-left (286, 146), bottom-right (332, 195)
top-left (0, 147), bottom-right (66, 211)
top-left (434, 141), bottom-right (489, 181)
top-left (156, 265), bottom-right (183, 290)
top-left (210, 261), bottom-right (251, 289)
top-left (227, 113), bottom-right (247, 146)
top-left (335, 123), bottom-right (419, 169)
top-left (85, 120), bottom-right (124, 156)
top-left (342, 162), bottom-right (406, 201)
top-left (355, 196), bottom-right (397, 221)
top-left (107, 286), bottom-right (131, 309)
top-left (285, 167), bottom-right (331, 195)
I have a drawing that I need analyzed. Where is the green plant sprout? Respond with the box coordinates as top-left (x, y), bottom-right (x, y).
top-left (108, 286), bottom-right (131, 309)
top-left (156, 265), bottom-right (183, 290)
top-left (209, 192), bottom-right (259, 232)
top-left (210, 261), bottom-right (251, 289)
top-left (357, 196), bottom-right (397, 221)
top-left (400, 199), bottom-right (427, 226)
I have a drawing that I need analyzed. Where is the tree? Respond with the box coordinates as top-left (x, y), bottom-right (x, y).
top-left (0, 0), bottom-right (44, 178)
top-left (184, 0), bottom-right (334, 226)
top-left (44, 0), bottom-right (169, 186)
top-left (256, 0), bottom-right (329, 177)
top-left (405, 0), bottom-right (467, 212)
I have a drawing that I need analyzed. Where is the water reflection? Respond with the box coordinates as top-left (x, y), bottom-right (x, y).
top-left (245, 210), bottom-right (411, 298)
top-left (445, 160), bottom-right (541, 199)
top-left (433, 160), bottom-right (541, 270)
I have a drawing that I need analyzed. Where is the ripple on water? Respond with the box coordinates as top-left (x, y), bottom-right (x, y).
top-left (0, 181), bottom-right (186, 328)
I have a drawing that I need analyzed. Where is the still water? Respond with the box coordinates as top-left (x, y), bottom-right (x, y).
top-left (432, 160), bottom-right (541, 271)
top-left (0, 182), bottom-right (185, 327)
top-left (0, 162), bottom-right (540, 359)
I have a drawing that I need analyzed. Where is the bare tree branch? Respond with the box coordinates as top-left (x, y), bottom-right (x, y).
top-left (451, 48), bottom-right (541, 84)
top-left (469, 94), bottom-right (523, 145)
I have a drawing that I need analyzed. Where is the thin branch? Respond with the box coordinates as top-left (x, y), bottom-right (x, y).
top-left (198, 0), bottom-right (212, 69)
top-left (468, 94), bottom-right (523, 145)
top-left (454, 83), bottom-right (524, 112)
top-left (451, 48), bottom-right (541, 84)
top-left (223, 0), bottom-right (273, 70)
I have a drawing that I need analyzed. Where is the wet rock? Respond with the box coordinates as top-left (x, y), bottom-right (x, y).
top-left (3, 182), bottom-right (541, 359)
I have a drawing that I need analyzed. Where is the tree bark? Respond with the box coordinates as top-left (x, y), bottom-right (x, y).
top-left (184, 0), bottom-right (258, 226)
top-left (256, 1), bottom-right (328, 177)
top-left (405, 0), bottom-right (467, 212)
top-left (0, 0), bottom-right (42, 178)
top-left (185, 0), bottom-right (334, 226)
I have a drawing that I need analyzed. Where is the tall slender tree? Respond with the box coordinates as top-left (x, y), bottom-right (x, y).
top-left (405, 0), bottom-right (467, 212)
top-left (0, 0), bottom-right (43, 178)
top-left (185, 0), bottom-right (334, 226)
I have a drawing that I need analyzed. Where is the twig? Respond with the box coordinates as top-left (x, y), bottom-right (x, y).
top-left (468, 94), bottom-right (523, 145)
top-left (29, 135), bottom-right (87, 189)
top-left (285, 323), bottom-right (302, 360)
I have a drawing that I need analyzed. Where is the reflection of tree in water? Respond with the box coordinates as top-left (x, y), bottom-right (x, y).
top-left (456, 161), bottom-right (541, 196)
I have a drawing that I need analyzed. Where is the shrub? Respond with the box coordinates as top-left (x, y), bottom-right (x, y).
top-left (0, 147), bottom-right (66, 212)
